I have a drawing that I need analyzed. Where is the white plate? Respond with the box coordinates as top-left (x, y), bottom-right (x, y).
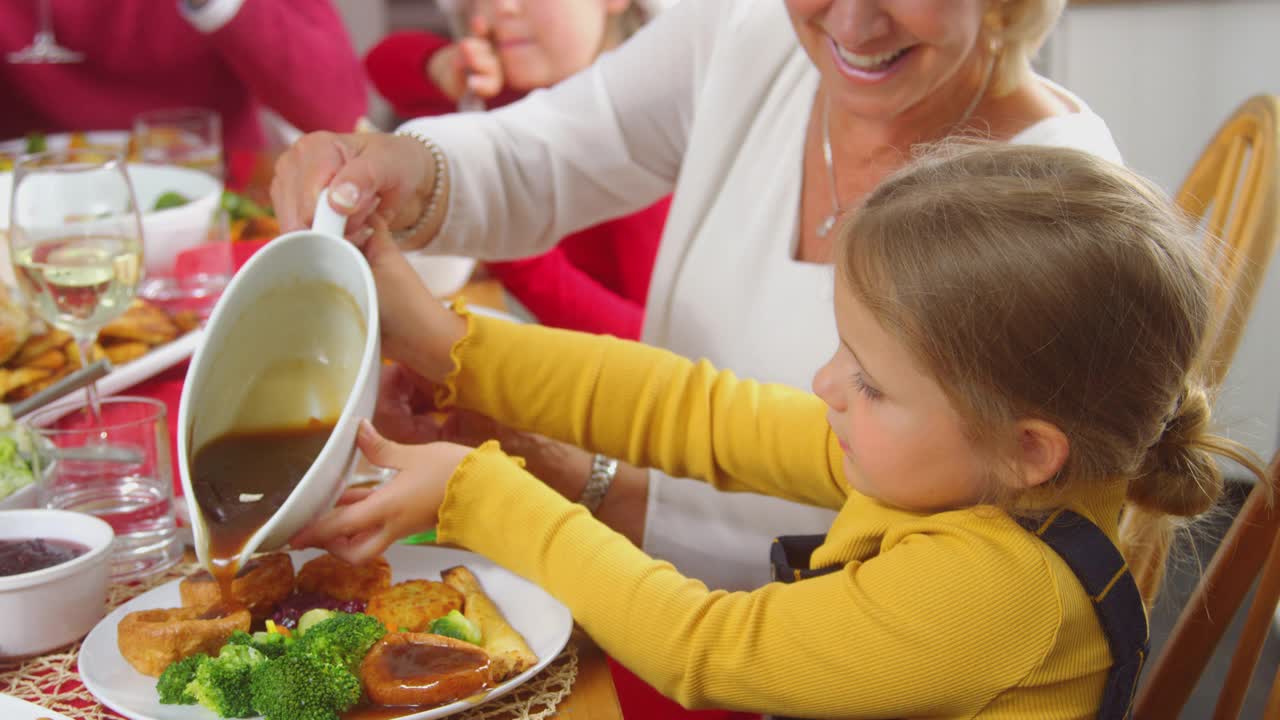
top-left (0, 692), bottom-right (76, 720)
top-left (78, 545), bottom-right (573, 720)
top-left (0, 131), bottom-right (130, 157)
top-left (21, 328), bottom-right (204, 425)
top-left (0, 481), bottom-right (37, 509)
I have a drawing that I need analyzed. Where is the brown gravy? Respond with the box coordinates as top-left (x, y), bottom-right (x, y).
top-left (190, 419), bottom-right (334, 606)
top-left (0, 538), bottom-right (88, 577)
top-left (381, 641), bottom-right (489, 681)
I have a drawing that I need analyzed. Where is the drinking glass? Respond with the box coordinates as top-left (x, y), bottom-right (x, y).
top-left (7, 0), bottom-right (83, 64)
top-left (8, 150), bottom-right (144, 417)
top-left (142, 201), bottom-right (234, 321)
top-left (132, 107), bottom-right (224, 180)
top-left (30, 397), bottom-right (180, 581)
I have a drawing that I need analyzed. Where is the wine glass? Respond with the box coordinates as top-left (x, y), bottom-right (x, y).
top-left (7, 0), bottom-right (83, 64)
top-left (8, 150), bottom-right (144, 418)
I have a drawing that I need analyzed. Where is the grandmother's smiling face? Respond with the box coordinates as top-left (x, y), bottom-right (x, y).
top-left (785, 0), bottom-right (992, 122)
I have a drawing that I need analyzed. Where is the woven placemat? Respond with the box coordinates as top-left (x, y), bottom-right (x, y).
top-left (0, 561), bottom-right (579, 720)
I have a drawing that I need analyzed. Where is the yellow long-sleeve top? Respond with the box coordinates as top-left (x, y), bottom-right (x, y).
top-left (434, 310), bottom-right (1128, 719)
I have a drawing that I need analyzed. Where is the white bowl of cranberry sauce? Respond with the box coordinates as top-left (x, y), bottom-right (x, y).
top-left (0, 509), bottom-right (114, 659)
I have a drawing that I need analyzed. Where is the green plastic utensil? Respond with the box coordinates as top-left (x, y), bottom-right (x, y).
top-left (400, 529), bottom-right (437, 545)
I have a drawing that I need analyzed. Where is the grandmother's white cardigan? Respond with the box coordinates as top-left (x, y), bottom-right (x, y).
top-left (403, 0), bottom-right (1124, 590)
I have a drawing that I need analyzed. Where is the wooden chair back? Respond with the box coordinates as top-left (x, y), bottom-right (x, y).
top-left (1129, 96), bottom-right (1280, 718)
top-left (1132, 455), bottom-right (1280, 719)
top-left (1176, 94), bottom-right (1280, 388)
top-left (1125, 95), bottom-right (1280, 603)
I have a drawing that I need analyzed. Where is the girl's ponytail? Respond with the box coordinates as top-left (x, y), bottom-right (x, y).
top-left (1122, 383), bottom-right (1267, 603)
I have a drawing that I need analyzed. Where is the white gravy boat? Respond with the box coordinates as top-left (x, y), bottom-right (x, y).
top-left (178, 190), bottom-right (380, 572)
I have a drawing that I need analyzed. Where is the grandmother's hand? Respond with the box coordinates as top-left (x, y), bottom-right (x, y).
top-left (270, 131), bottom-right (438, 242)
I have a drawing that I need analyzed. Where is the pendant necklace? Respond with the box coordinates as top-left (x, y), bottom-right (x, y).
top-left (816, 52), bottom-right (997, 238)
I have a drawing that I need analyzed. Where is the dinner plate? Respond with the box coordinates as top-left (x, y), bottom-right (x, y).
top-left (20, 328), bottom-right (204, 425)
top-left (0, 130), bottom-right (130, 157)
top-left (0, 480), bottom-right (37, 510)
top-left (77, 545), bottom-right (573, 720)
top-left (0, 692), bottom-right (76, 720)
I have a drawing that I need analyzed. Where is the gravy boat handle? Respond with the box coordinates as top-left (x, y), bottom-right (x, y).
top-left (313, 188), bottom-right (349, 239)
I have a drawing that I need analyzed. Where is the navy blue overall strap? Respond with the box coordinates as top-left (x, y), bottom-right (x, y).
top-left (1014, 509), bottom-right (1148, 720)
top-left (769, 510), bottom-right (1148, 720)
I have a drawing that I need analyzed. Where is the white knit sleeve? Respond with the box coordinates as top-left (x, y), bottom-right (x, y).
top-left (398, 0), bottom-right (731, 260)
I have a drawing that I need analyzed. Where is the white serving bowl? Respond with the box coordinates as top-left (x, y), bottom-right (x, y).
top-left (406, 253), bottom-right (476, 297)
top-left (125, 163), bottom-right (223, 277)
top-left (0, 163), bottom-right (221, 284)
top-left (178, 190), bottom-right (380, 573)
top-left (0, 509), bottom-right (114, 659)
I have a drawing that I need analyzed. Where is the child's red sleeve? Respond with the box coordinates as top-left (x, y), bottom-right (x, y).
top-left (364, 31), bottom-right (458, 119)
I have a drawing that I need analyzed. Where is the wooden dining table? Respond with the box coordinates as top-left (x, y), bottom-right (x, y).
top-left (8, 147), bottom-right (744, 720)
top-left (0, 252), bottom-right (624, 719)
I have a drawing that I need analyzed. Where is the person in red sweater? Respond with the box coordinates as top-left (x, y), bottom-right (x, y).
top-left (364, 0), bottom-right (670, 340)
top-left (1, 0), bottom-right (366, 183)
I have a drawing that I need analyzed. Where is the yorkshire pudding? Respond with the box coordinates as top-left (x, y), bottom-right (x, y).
top-left (295, 553), bottom-right (391, 602)
top-left (117, 606), bottom-right (250, 676)
top-left (359, 632), bottom-right (492, 707)
top-left (179, 552), bottom-right (294, 621)
top-left (0, 287), bottom-right (30, 366)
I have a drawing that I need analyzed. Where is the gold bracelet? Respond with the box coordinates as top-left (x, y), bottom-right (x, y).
top-left (393, 130), bottom-right (448, 246)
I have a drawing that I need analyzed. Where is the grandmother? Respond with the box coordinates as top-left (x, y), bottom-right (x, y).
top-left (271, 0), bottom-right (1122, 591)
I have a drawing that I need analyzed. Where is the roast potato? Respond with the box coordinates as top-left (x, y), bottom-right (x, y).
top-left (295, 553), bottom-right (391, 602)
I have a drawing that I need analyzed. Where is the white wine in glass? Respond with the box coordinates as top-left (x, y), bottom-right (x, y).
top-left (8, 150), bottom-right (143, 417)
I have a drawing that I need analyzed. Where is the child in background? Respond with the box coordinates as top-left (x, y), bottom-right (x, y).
top-left (364, 0), bottom-right (671, 340)
top-left (293, 144), bottom-right (1265, 718)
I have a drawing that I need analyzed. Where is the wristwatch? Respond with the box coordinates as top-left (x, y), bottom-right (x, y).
top-left (579, 454), bottom-right (618, 513)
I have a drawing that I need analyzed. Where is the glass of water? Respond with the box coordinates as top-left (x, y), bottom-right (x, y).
top-left (132, 107), bottom-right (224, 180)
top-left (30, 396), bottom-right (180, 581)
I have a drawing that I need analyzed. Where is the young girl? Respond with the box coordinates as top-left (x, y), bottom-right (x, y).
top-left (364, 0), bottom-right (670, 340)
top-left (293, 144), bottom-right (1263, 718)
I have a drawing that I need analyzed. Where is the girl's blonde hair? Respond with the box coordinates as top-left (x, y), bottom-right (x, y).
top-left (836, 143), bottom-right (1267, 603)
top-left (990, 0), bottom-right (1066, 96)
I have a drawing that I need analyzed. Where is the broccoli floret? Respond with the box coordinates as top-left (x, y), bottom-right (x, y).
top-left (290, 612), bottom-right (385, 672)
top-left (156, 653), bottom-right (209, 705)
top-left (226, 629), bottom-right (293, 659)
top-left (186, 643), bottom-right (266, 718)
top-left (0, 434), bottom-right (34, 501)
top-left (429, 610), bottom-right (483, 645)
top-left (250, 652), bottom-right (361, 720)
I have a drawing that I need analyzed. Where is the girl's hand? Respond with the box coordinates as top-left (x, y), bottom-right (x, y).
top-left (269, 131), bottom-right (437, 242)
top-left (291, 420), bottom-right (472, 565)
top-left (428, 35), bottom-right (504, 101)
top-left (362, 222), bottom-right (468, 378)
top-left (456, 13), bottom-right (504, 99)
